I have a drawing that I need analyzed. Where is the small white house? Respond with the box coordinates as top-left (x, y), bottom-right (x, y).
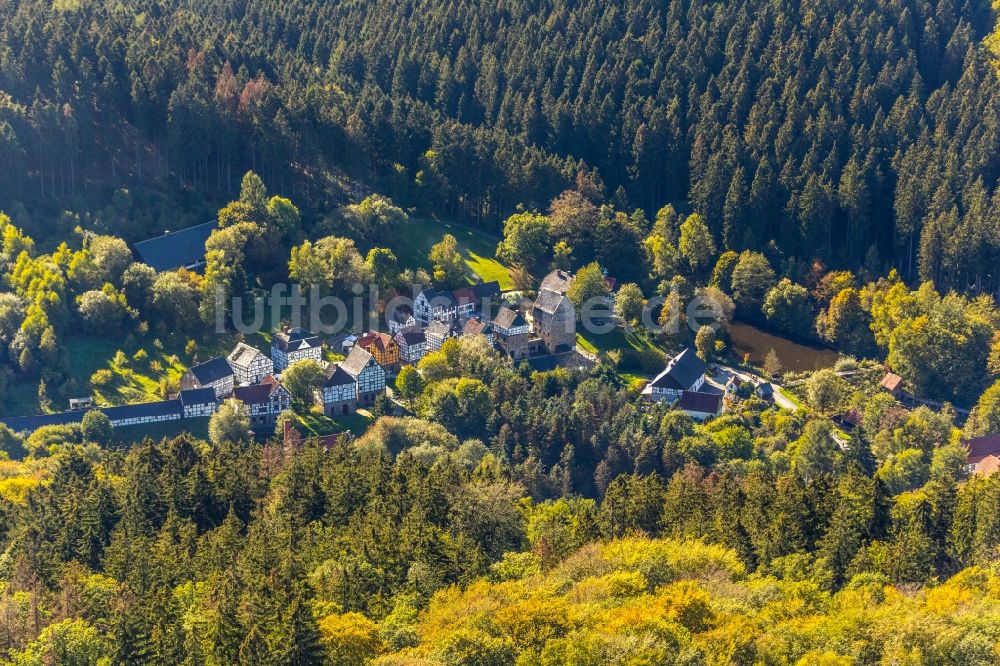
top-left (643, 348), bottom-right (707, 402)
top-left (271, 327), bottom-right (323, 371)
top-left (228, 342), bottom-right (274, 385)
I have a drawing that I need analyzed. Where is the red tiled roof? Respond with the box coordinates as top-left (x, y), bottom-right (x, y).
top-left (233, 375), bottom-right (284, 405)
top-left (975, 455), bottom-right (1000, 477)
top-left (452, 286), bottom-right (476, 305)
top-left (358, 331), bottom-right (394, 353)
top-left (964, 433), bottom-right (1000, 465)
top-left (463, 317), bottom-right (490, 336)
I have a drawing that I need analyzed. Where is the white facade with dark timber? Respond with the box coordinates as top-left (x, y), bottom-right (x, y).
top-left (179, 389), bottom-right (217, 418)
top-left (394, 327), bottom-right (428, 364)
top-left (644, 348), bottom-right (707, 402)
top-left (320, 363), bottom-right (359, 416)
top-left (227, 342), bottom-right (274, 385)
top-left (233, 376), bottom-right (291, 427)
top-left (340, 347), bottom-right (386, 407)
top-left (271, 327), bottom-right (323, 371)
top-left (181, 357), bottom-right (236, 398)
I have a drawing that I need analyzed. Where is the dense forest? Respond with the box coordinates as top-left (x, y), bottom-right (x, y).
top-left (2, 0), bottom-right (1000, 662)
top-left (1, 0), bottom-right (1000, 290)
top-left (0, 341), bottom-right (997, 663)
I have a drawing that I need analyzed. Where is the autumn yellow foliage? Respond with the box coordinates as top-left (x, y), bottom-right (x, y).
top-left (372, 536), bottom-right (1000, 665)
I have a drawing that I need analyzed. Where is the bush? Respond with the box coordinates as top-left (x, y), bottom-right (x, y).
top-left (90, 369), bottom-right (113, 387)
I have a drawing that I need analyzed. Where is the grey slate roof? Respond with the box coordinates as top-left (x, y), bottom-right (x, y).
top-left (397, 327), bottom-right (426, 345)
top-left (493, 307), bottom-right (527, 330)
top-left (649, 348), bottom-right (707, 391)
top-left (102, 400), bottom-right (182, 421)
top-left (324, 363), bottom-right (357, 386)
top-left (533, 288), bottom-right (568, 315)
top-left (228, 342), bottom-right (267, 367)
top-left (187, 357), bottom-right (234, 385)
top-left (273, 327), bottom-right (320, 352)
top-left (179, 388), bottom-right (216, 406)
top-left (341, 346), bottom-right (375, 378)
top-left (678, 391), bottom-right (722, 414)
top-left (134, 220), bottom-right (217, 272)
top-left (540, 269), bottom-right (574, 295)
top-left (472, 281), bottom-right (501, 300)
top-left (1, 411), bottom-right (84, 433)
top-left (426, 320), bottom-right (453, 339)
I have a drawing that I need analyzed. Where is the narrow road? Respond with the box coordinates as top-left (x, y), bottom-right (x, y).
top-left (771, 387), bottom-right (799, 412)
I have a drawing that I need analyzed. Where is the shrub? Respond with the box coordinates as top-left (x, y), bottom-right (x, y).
top-left (90, 369), bottom-right (113, 387)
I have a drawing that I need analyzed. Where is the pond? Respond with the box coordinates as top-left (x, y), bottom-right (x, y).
top-left (728, 321), bottom-right (840, 372)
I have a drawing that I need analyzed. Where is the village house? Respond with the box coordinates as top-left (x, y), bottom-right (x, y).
top-left (425, 320), bottom-right (456, 352)
top-left (493, 307), bottom-right (532, 360)
top-left (531, 288), bottom-right (576, 354)
top-left (414, 281), bottom-right (501, 324)
top-left (133, 220), bottom-right (217, 272)
top-left (962, 433), bottom-right (1000, 476)
top-left (387, 304), bottom-right (417, 333)
top-left (357, 331), bottom-right (401, 372)
top-left (181, 357), bottom-right (235, 398)
top-left (756, 382), bottom-right (775, 401)
top-left (1, 389), bottom-right (222, 435)
top-left (414, 289), bottom-right (458, 324)
top-left (880, 372), bottom-right (905, 397)
top-left (227, 342), bottom-right (274, 385)
top-left (643, 348), bottom-right (707, 402)
top-left (271, 327), bottom-right (323, 371)
top-left (341, 346), bottom-right (386, 407)
top-left (394, 326), bottom-right (428, 364)
top-left (319, 363), bottom-right (358, 416)
top-left (233, 375), bottom-right (291, 428)
top-left (677, 391), bottom-right (723, 421)
top-left (540, 269), bottom-right (574, 295)
top-left (463, 316), bottom-right (494, 345)
top-left (179, 388), bottom-right (217, 418)
top-left (101, 400), bottom-right (184, 427)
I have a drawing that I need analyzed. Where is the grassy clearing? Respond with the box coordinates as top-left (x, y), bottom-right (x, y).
top-left (4, 321), bottom-right (277, 418)
top-left (577, 327), bottom-right (670, 359)
top-left (386, 217), bottom-right (515, 289)
top-left (295, 408), bottom-right (372, 438)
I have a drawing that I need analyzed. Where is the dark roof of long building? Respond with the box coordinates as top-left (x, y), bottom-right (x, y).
top-left (187, 357), bottom-right (234, 385)
top-left (134, 220), bottom-right (217, 272)
top-left (102, 400), bottom-right (182, 421)
top-left (472, 281), bottom-right (501, 299)
top-left (233, 377), bottom-right (286, 405)
top-left (649, 348), bottom-right (707, 391)
top-left (677, 390), bottom-right (722, 414)
top-left (0, 411), bottom-right (84, 433)
top-left (179, 388), bottom-right (216, 406)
